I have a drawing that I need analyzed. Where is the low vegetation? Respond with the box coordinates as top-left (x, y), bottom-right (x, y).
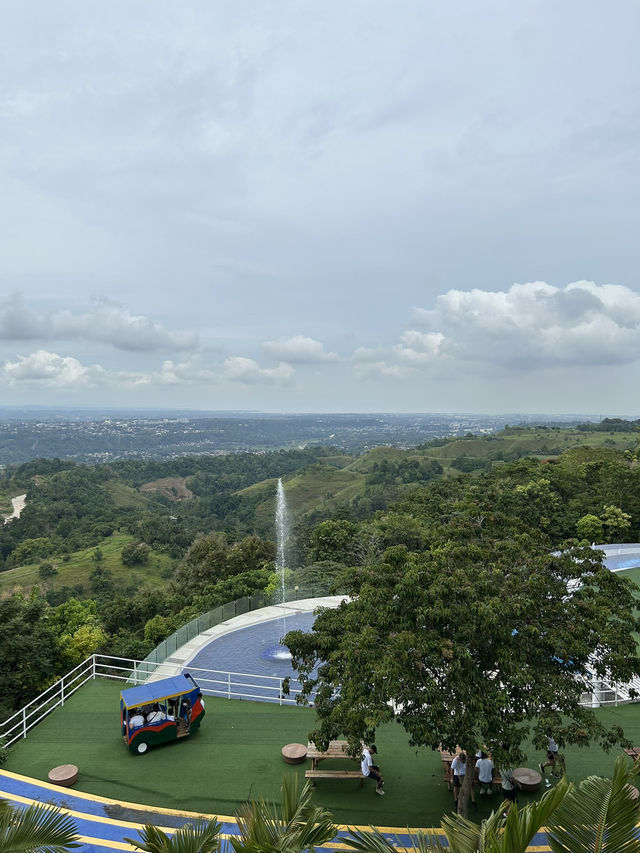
top-left (0, 422), bottom-right (639, 739)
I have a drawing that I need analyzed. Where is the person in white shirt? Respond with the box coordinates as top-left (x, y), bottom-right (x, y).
top-left (476, 751), bottom-right (495, 795)
top-left (361, 744), bottom-right (385, 795)
top-left (146, 707), bottom-right (166, 724)
top-left (500, 766), bottom-right (517, 815)
top-left (129, 709), bottom-right (145, 728)
top-left (450, 752), bottom-right (476, 807)
top-left (539, 735), bottom-right (559, 787)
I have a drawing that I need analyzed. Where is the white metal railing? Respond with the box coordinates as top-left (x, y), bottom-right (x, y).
top-left (0, 657), bottom-right (96, 748)
top-left (0, 653), bottom-right (308, 747)
top-left (94, 653), bottom-right (306, 704)
top-left (1, 653), bottom-right (637, 749)
top-left (579, 672), bottom-right (640, 708)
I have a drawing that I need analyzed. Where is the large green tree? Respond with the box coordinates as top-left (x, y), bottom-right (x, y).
top-left (0, 593), bottom-right (62, 719)
top-left (285, 515), bottom-right (640, 817)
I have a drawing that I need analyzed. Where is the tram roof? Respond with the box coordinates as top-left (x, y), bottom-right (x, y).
top-left (120, 674), bottom-right (195, 708)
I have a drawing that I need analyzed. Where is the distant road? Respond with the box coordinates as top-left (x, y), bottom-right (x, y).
top-left (3, 494), bottom-right (26, 524)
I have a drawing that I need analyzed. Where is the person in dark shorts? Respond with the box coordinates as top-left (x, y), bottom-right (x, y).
top-left (539, 735), bottom-right (559, 787)
top-left (361, 744), bottom-right (385, 795)
top-left (500, 766), bottom-right (518, 815)
top-left (451, 752), bottom-right (477, 808)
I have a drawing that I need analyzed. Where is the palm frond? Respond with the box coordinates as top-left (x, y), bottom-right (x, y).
top-left (547, 755), bottom-right (640, 853)
top-left (0, 800), bottom-right (80, 853)
top-left (124, 819), bottom-right (222, 853)
top-left (500, 778), bottom-right (570, 853)
top-left (344, 825), bottom-right (448, 852)
top-left (440, 810), bottom-right (486, 853)
top-left (230, 776), bottom-right (336, 852)
top-left (124, 823), bottom-right (173, 853)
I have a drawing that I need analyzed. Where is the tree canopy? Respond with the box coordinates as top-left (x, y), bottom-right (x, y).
top-left (285, 512), bottom-right (640, 815)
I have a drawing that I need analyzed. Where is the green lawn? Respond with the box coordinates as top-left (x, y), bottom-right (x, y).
top-left (620, 566), bottom-right (640, 591)
top-left (3, 679), bottom-right (639, 829)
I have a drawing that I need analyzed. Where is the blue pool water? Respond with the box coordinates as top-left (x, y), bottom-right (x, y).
top-left (186, 611), bottom-right (317, 702)
top-left (595, 544), bottom-right (640, 572)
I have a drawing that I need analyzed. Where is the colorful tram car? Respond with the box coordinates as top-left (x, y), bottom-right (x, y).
top-left (120, 673), bottom-right (205, 754)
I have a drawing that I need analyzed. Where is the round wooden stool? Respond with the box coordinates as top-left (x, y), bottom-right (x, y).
top-left (48, 764), bottom-right (79, 787)
top-left (282, 743), bottom-right (307, 764)
top-left (512, 767), bottom-right (542, 792)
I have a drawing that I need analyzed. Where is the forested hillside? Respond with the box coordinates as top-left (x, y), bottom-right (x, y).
top-left (1, 425), bottom-right (639, 721)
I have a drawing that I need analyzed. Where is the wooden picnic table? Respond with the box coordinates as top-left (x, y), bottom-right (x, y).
top-left (306, 740), bottom-right (359, 770)
top-left (305, 740), bottom-right (365, 785)
top-left (623, 747), bottom-right (640, 763)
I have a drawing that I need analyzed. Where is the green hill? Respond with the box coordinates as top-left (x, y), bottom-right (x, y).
top-left (2, 423), bottom-right (639, 601)
top-left (0, 531), bottom-right (175, 599)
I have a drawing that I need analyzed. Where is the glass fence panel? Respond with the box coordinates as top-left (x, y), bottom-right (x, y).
top-left (222, 601), bottom-right (236, 621)
top-left (143, 588), bottom-right (310, 668)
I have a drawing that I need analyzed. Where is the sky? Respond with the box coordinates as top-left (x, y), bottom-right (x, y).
top-left (1, 1), bottom-right (639, 415)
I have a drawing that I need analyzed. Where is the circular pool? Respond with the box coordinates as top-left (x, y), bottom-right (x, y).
top-left (186, 610), bottom-right (317, 703)
top-left (595, 543), bottom-right (640, 572)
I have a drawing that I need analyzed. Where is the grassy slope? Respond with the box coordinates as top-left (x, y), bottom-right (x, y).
top-left (3, 427), bottom-right (638, 598)
top-left (238, 428), bottom-right (640, 527)
top-left (3, 679), bottom-right (639, 828)
top-left (0, 532), bottom-right (174, 597)
top-left (104, 480), bottom-right (150, 509)
top-left (242, 466), bottom-right (366, 530)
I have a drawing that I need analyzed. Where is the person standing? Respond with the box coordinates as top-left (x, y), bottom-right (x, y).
top-left (361, 744), bottom-right (385, 795)
top-left (476, 751), bottom-right (495, 795)
top-left (451, 752), bottom-right (477, 808)
top-left (500, 766), bottom-right (518, 815)
top-left (539, 735), bottom-right (559, 787)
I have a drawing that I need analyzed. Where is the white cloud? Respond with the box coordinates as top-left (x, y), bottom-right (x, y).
top-left (0, 294), bottom-right (198, 351)
top-left (412, 281), bottom-right (640, 369)
top-left (262, 335), bottom-right (339, 363)
top-left (223, 356), bottom-right (294, 385)
top-left (393, 330), bottom-right (446, 364)
top-left (1, 350), bottom-right (109, 388)
top-left (354, 360), bottom-right (415, 379)
top-left (352, 346), bottom-right (378, 362)
top-left (156, 357), bottom-right (217, 385)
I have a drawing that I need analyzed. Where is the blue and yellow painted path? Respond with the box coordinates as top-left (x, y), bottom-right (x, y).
top-left (0, 768), bottom-right (556, 851)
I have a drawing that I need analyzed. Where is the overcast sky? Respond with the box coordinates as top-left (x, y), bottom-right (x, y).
top-left (1, 1), bottom-right (639, 414)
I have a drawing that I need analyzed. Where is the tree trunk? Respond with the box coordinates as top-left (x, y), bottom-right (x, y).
top-left (457, 754), bottom-right (477, 818)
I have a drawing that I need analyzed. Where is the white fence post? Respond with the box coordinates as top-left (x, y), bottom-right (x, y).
top-left (22, 708), bottom-right (27, 740)
top-left (61, 676), bottom-right (65, 707)
top-left (279, 678), bottom-right (283, 706)
top-left (227, 673), bottom-right (231, 700)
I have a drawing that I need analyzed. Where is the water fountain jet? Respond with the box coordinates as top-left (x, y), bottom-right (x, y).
top-left (263, 477), bottom-right (292, 662)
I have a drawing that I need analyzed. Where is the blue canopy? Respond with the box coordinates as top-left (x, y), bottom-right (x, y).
top-left (120, 675), bottom-right (195, 710)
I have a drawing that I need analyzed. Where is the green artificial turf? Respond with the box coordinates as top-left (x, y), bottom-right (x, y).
top-left (3, 679), bottom-right (640, 829)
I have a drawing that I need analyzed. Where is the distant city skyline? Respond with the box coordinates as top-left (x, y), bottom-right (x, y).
top-left (2, 2), bottom-right (639, 414)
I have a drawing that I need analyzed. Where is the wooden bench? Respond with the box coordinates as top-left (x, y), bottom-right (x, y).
top-left (305, 769), bottom-right (364, 786)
